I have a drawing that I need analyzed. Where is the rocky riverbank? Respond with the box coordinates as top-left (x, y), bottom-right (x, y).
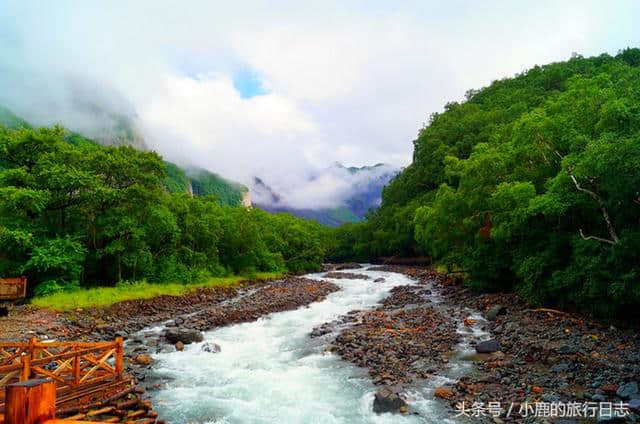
top-left (356, 265), bottom-right (640, 422)
top-left (321, 283), bottom-right (460, 387)
top-left (0, 276), bottom-right (339, 394)
top-left (3, 265), bottom-right (638, 422)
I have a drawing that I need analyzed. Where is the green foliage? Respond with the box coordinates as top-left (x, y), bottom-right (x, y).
top-left (0, 105), bottom-right (31, 130)
top-left (331, 48), bottom-right (640, 320)
top-left (163, 163), bottom-right (247, 206)
top-left (162, 161), bottom-right (191, 193)
top-left (25, 237), bottom-right (86, 296)
top-left (0, 125), bottom-right (330, 297)
top-left (187, 169), bottom-right (247, 206)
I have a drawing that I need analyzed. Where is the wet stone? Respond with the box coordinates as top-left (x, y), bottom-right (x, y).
top-left (475, 339), bottom-right (501, 353)
top-left (617, 381), bottom-right (639, 399)
top-left (373, 386), bottom-right (407, 414)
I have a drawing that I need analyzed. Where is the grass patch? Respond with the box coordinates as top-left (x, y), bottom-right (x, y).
top-left (31, 272), bottom-right (284, 311)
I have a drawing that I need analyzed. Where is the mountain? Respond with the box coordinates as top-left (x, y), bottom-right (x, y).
top-left (252, 163), bottom-right (397, 226)
top-left (0, 105), bottom-right (31, 129)
top-left (0, 105), bottom-right (248, 207)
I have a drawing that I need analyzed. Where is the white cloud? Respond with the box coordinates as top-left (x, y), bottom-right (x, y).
top-left (0, 0), bottom-right (638, 206)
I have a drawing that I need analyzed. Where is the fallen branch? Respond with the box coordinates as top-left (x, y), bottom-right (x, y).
top-left (525, 308), bottom-right (571, 316)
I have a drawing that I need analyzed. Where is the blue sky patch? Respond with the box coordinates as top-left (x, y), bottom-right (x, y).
top-left (233, 68), bottom-right (267, 98)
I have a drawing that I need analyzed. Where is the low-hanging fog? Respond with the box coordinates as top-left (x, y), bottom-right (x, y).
top-left (1, 1), bottom-right (638, 209)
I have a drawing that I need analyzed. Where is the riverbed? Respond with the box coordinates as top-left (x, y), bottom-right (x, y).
top-left (148, 267), bottom-right (486, 423)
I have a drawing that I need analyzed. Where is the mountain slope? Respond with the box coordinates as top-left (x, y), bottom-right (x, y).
top-left (0, 105), bottom-right (247, 207)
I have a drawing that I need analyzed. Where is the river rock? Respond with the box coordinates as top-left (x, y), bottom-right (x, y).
top-left (551, 360), bottom-right (572, 373)
top-left (557, 344), bottom-right (577, 354)
top-left (373, 386), bottom-right (407, 414)
top-left (334, 263), bottom-right (362, 270)
top-left (629, 399), bottom-right (640, 412)
top-left (202, 342), bottom-right (221, 353)
top-left (323, 272), bottom-right (369, 280)
top-left (475, 339), bottom-right (501, 353)
top-left (135, 353), bottom-right (153, 366)
top-left (434, 386), bottom-right (455, 399)
top-left (601, 384), bottom-right (619, 395)
top-left (175, 341), bottom-right (184, 351)
top-left (165, 328), bottom-right (204, 344)
top-left (486, 305), bottom-right (506, 321)
top-left (374, 278), bottom-right (386, 283)
top-left (616, 381), bottom-right (639, 399)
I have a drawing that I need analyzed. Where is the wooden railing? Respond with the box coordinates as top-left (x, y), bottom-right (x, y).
top-left (0, 338), bottom-right (123, 407)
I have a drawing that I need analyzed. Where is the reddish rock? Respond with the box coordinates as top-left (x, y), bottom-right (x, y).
top-left (435, 386), bottom-right (455, 399)
top-left (135, 353), bottom-right (153, 365)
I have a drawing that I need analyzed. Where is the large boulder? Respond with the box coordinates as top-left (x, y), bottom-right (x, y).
top-left (475, 339), bottom-right (501, 354)
top-left (165, 328), bottom-right (203, 345)
top-left (373, 386), bottom-right (407, 414)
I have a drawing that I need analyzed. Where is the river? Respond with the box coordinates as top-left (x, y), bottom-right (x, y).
top-left (148, 267), bottom-right (488, 423)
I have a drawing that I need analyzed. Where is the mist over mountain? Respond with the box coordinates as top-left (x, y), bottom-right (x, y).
top-left (0, 105), bottom-right (247, 207)
top-left (252, 163), bottom-right (398, 226)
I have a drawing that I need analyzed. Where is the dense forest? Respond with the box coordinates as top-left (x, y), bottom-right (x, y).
top-left (2, 49), bottom-right (639, 321)
top-left (332, 48), bottom-right (640, 320)
top-left (0, 125), bottom-right (330, 296)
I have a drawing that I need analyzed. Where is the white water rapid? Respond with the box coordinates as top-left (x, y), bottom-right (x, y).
top-left (149, 267), bottom-right (488, 423)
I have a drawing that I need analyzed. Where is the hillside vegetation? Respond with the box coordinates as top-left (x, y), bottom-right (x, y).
top-left (332, 48), bottom-right (640, 320)
top-left (0, 125), bottom-right (330, 297)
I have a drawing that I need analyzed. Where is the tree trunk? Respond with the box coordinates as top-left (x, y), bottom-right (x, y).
top-left (117, 256), bottom-right (122, 283)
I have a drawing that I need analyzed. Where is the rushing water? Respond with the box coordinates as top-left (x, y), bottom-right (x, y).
top-left (149, 268), bottom-right (488, 423)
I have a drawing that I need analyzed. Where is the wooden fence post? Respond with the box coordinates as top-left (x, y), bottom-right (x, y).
top-left (21, 351), bottom-right (31, 381)
top-left (5, 378), bottom-right (56, 424)
top-left (114, 337), bottom-right (123, 380)
top-left (73, 345), bottom-right (81, 385)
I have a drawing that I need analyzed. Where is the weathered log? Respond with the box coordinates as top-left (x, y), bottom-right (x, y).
top-left (115, 398), bottom-right (140, 410)
top-left (127, 409), bottom-right (147, 419)
top-left (87, 406), bottom-right (115, 416)
top-left (103, 385), bottom-right (137, 404)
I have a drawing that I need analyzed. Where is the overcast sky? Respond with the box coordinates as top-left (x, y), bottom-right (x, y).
top-left (1, 1), bottom-right (638, 207)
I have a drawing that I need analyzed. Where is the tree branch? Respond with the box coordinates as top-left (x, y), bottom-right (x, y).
top-left (579, 229), bottom-right (615, 245)
top-left (534, 135), bottom-right (620, 245)
top-left (569, 173), bottom-right (620, 244)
